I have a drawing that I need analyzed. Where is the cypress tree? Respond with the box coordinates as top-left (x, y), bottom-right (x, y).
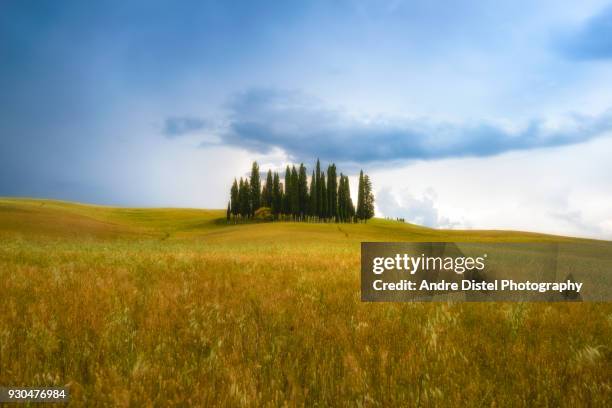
top-left (291, 166), bottom-right (299, 217)
top-left (237, 178), bottom-right (243, 217)
top-left (356, 170), bottom-right (365, 220)
top-left (298, 164), bottom-right (308, 218)
top-left (241, 178), bottom-right (251, 218)
top-left (283, 166), bottom-right (291, 215)
top-left (342, 175), bottom-right (351, 222)
top-left (230, 178), bottom-right (239, 218)
top-left (262, 169), bottom-right (273, 208)
top-left (364, 174), bottom-right (375, 221)
top-left (245, 179), bottom-right (252, 217)
top-left (279, 181), bottom-right (284, 218)
top-left (261, 181), bottom-right (269, 210)
top-left (327, 164), bottom-right (337, 221)
top-left (346, 176), bottom-right (355, 220)
top-left (237, 178), bottom-right (245, 218)
top-left (226, 202), bottom-right (231, 222)
top-left (309, 170), bottom-right (317, 218)
top-left (320, 172), bottom-right (327, 220)
top-left (338, 174), bottom-right (355, 222)
top-left (272, 172), bottom-right (281, 217)
top-left (337, 174), bottom-right (346, 222)
top-left (250, 162), bottom-right (261, 215)
top-left (315, 159), bottom-right (322, 217)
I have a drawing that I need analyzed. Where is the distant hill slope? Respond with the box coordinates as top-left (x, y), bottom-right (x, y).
top-left (0, 197), bottom-right (593, 243)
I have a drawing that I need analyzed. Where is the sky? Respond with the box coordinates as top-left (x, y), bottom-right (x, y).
top-left (1, 0), bottom-right (612, 238)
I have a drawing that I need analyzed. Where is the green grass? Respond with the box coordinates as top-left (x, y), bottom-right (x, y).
top-left (0, 198), bottom-right (610, 406)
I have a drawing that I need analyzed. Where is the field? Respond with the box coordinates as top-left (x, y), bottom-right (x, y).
top-left (0, 198), bottom-right (610, 406)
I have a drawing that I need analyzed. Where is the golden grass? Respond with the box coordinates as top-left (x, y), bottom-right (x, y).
top-left (0, 198), bottom-right (610, 406)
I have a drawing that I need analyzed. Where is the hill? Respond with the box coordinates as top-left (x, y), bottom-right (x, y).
top-left (0, 197), bottom-right (587, 243)
top-left (0, 197), bottom-right (610, 406)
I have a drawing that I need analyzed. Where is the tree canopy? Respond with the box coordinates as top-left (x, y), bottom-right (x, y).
top-left (228, 160), bottom-right (374, 223)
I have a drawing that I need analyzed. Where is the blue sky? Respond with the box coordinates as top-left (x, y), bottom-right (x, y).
top-left (1, 0), bottom-right (612, 237)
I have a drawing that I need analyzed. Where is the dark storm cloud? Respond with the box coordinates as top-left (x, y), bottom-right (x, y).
top-left (212, 88), bottom-right (612, 164)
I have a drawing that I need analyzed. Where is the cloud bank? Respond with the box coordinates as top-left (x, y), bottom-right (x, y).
top-left (376, 187), bottom-right (459, 229)
top-left (192, 88), bottom-right (612, 164)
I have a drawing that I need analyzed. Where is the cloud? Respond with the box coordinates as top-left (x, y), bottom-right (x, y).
top-left (163, 116), bottom-right (207, 138)
top-left (376, 187), bottom-right (459, 228)
top-left (211, 88), bottom-right (612, 164)
top-left (371, 135), bottom-right (612, 239)
top-left (548, 194), bottom-right (604, 237)
top-left (559, 5), bottom-right (612, 60)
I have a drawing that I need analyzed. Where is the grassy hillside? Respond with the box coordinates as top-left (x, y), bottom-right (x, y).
top-left (0, 197), bottom-right (585, 243)
top-left (0, 198), bottom-right (610, 406)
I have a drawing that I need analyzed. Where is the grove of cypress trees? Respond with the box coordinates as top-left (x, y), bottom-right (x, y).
top-left (227, 159), bottom-right (369, 224)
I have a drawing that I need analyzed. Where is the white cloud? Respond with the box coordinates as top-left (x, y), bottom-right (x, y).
top-left (371, 135), bottom-right (612, 239)
top-left (376, 187), bottom-right (461, 228)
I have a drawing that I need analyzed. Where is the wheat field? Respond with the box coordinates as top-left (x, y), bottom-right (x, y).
top-left (0, 198), bottom-right (610, 406)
